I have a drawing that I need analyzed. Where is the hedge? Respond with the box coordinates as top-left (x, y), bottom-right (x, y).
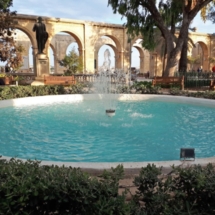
top-left (0, 159), bottom-right (215, 214)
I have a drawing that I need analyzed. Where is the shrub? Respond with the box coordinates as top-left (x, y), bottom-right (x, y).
top-left (117, 85), bottom-right (130, 93)
top-left (132, 163), bottom-right (215, 215)
top-left (169, 87), bottom-right (182, 95)
top-left (131, 81), bottom-right (161, 94)
top-left (64, 83), bottom-right (85, 94)
top-left (0, 159), bottom-right (130, 215)
top-left (0, 85), bottom-right (78, 100)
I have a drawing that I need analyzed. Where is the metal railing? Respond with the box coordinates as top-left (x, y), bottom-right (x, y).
top-left (174, 71), bottom-right (214, 89)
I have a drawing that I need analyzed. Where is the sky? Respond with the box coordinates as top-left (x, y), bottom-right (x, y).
top-left (8, 0), bottom-right (215, 69)
top-left (11, 0), bottom-right (214, 33)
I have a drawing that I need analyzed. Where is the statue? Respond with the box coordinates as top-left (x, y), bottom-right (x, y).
top-left (102, 49), bottom-right (111, 71)
top-left (33, 17), bottom-right (48, 54)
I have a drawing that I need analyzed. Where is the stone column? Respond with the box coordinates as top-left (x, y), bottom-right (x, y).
top-left (203, 54), bottom-right (209, 71)
top-left (54, 53), bottom-right (58, 74)
top-left (32, 47), bottom-right (37, 76)
top-left (78, 48), bottom-right (85, 73)
top-left (115, 51), bottom-right (124, 69)
top-left (139, 56), bottom-right (144, 73)
top-left (94, 49), bottom-right (98, 73)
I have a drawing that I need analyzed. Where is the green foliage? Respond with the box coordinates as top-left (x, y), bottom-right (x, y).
top-left (0, 0), bottom-right (18, 65)
top-left (59, 47), bottom-right (83, 75)
top-left (1, 159), bottom-right (215, 214)
top-left (117, 85), bottom-right (130, 93)
top-left (204, 1), bottom-right (215, 23)
top-left (131, 81), bottom-right (161, 94)
top-left (13, 75), bottom-right (24, 81)
top-left (0, 159), bottom-right (130, 215)
top-left (64, 82), bottom-right (85, 94)
top-left (169, 87), bottom-right (181, 95)
top-left (133, 163), bottom-right (215, 214)
top-left (108, 0), bottom-right (213, 76)
top-left (169, 89), bottom-right (215, 100)
top-left (0, 84), bottom-right (88, 100)
top-left (108, 0), bottom-right (183, 51)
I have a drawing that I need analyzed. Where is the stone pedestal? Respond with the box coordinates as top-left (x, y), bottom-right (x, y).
top-left (31, 54), bottom-right (49, 86)
top-left (36, 53), bottom-right (49, 77)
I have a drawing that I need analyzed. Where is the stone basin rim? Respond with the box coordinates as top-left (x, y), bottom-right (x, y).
top-left (0, 94), bottom-right (215, 170)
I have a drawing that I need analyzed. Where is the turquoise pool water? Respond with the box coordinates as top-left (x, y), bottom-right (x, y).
top-left (0, 99), bottom-right (215, 162)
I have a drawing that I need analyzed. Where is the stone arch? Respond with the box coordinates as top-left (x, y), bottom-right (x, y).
top-left (198, 41), bottom-right (209, 71)
top-left (15, 25), bottom-right (36, 48)
top-left (94, 34), bottom-right (123, 69)
top-left (95, 36), bottom-right (117, 71)
top-left (191, 41), bottom-right (209, 71)
top-left (132, 45), bottom-right (144, 73)
top-left (129, 36), bottom-right (151, 74)
top-left (99, 44), bottom-right (117, 71)
top-left (14, 25), bottom-right (37, 75)
top-left (48, 30), bottom-right (84, 72)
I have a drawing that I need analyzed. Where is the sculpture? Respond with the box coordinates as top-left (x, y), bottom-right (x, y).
top-left (102, 49), bottom-right (111, 71)
top-left (32, 17), bottom-right (48, 54)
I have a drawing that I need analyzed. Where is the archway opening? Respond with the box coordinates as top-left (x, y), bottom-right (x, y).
top-left (190, 41), bottom-right (208, 71)
top-left (96, 36), bottom-right (116, 73)
top-left (131, 47), bottom-right (140, 69)
top-left (98, 45), bottom-right (115, 72)
top-left (50, 32), bottom-right (81, 74)
top-left (0, 29), bottom-right (33, 74)
top-left (131, 38), bottom-right (148, 74)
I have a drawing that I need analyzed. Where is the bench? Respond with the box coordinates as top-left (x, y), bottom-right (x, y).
top-left (44, 76), bottom-right (76, 85)
top-left (152, 76), bottom-right (184, 90)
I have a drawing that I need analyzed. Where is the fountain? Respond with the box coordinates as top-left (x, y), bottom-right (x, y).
top-left (1, 64), bottom-right (215, 168)
top-left (105, 109), bottom-right (115, 117)
top-left (1, 94), bottom-right (215, 168)
top-left (93, 69), bottom-right (126, 117)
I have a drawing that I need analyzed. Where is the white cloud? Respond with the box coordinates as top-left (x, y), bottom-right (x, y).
top-left (12, 0), bottom-right (123, 24)
top-left (12, 0), bottom-right (214, 33)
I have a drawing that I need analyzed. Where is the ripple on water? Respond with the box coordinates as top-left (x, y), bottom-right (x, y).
top-left (0, 99), bottom-right (215, 162)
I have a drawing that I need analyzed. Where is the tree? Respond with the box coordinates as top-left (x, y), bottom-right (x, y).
top-left (202, 0), bottom-right (215, 21)
top-left (206, 6), bottom-right (215, 21)
top-left (58, 47), bottom-right (83, 75)
top-left (178, 26), bottom-right (197, 72)
top-left (0, 0), bottom-right (18, 67)
top-left (108, 0), bottom-right (215, 77)
top-left (8, 43), bottom-right (25, 71)
top-left (179, 1), bottom-right (215, 72)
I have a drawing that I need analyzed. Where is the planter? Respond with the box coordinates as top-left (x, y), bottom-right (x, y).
top-left (4, 77), bottom-right (13, 85)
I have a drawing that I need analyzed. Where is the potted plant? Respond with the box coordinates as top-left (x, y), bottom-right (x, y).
top-left (0, 73), bottom-right (13, 85)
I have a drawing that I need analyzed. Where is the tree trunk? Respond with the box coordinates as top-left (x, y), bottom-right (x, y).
top-left (179, 30), bottom-right (188, 72)
top-left (163, 50), bottom-right (181, 77)
top-left (163, 14), bottom-right (191, 77)
top-left (162, 43), bottom-right (167, 76)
